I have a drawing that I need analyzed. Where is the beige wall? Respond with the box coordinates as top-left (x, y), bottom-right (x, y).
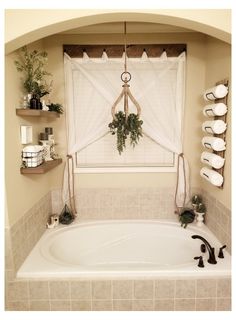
top-left (45, 32), bottom-right (206, 192)
top-left (5, 31), bottom-right (231, 227)
top-left (5, 40), bottom-right (63, 226)
top-left (200, 37), bottom-right (231, 208)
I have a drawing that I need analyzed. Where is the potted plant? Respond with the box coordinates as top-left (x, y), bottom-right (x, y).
top-left (195, 203), bottom-right (206, 227)
top-left (179, 207), bottom-right (195, 228)
top-left (47, 103), bottom-right (64, 114)
top-left (14, 46), bottom-right (53, 107)
top-left (191, 194), bottom-right (202, 210)
top-left (108, 111), bottom-right (143, 154)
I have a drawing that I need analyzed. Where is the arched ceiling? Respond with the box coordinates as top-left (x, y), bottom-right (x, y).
top-left (5, 10), bottom-right (231, 54)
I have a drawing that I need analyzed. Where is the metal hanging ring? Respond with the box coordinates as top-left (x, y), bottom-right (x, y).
top-left (121, 71), bottom-right (131, 83)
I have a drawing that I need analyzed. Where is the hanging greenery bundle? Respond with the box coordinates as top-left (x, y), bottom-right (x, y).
top-left (14, 46), bottom-right (52, 97)
top-left (108, 111), bottom-right (143, 154)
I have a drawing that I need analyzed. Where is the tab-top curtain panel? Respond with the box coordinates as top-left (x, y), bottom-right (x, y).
top-left (63, 51), bottom-right (189, 208)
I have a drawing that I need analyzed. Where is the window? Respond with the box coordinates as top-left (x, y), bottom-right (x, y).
top-left (75, 132), bottom-right (176, 172)
top-left (64, 46), bottom-right (185, 173)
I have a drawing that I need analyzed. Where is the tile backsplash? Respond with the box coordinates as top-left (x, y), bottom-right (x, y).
top-left (5, 192), bottom-right (52, 277)
top-left (51, 187), bottom-right (177, 221)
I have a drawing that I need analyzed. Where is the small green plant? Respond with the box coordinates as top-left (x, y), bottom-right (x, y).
top-left (108, 111), bottom-right (143, 154)
top-left (47, 103), bottom-right (64, 114)
top-left (196, 203), bottom-right (206, 213)
top-left (191, 194), bottom-right (202, 205)
top-left (179, 208), bottom-right (195, 228)
top-left (14, 46), bottom-right (52, 97)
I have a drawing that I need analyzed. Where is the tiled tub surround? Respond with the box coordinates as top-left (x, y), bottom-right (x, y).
top-left (52, 187), bottom-right (231, 253)
top-left (5, 187), bottom-right (231, 311)
top-left (201, 191), bottom-right (231, 254)
top-left (5, 278), bottom-right (231, 311)
top-left (5, 192), bottom-right (52, 280)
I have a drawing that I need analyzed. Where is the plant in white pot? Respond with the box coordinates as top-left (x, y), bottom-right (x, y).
top-left (191, 194), bottom-right (202, 210)
top-left (195, 203), bottom-right (206, 227)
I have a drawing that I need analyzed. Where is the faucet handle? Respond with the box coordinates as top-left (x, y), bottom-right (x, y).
top-left (194, 256), bottom-right (204, 268)
top-left (200, 244), bottom-right (206, 253)
top-left (218, 245), bottom-right (227, 258)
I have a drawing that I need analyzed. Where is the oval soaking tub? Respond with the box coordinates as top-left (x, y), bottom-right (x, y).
top-left (17, 220), bottom-right (231, 279)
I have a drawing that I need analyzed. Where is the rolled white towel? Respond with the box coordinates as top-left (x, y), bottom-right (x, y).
top-left (200, 167), bottom-right (223, 187)
top-left (203, 102), bottom-right (227, 117)
top-left (202, 120), bottom-right (227, 134)
top-left (203, 84), bottom-right (228, 101)
top-left (202, 136), bottom-right (226, 151)
top-left (201, 152), bottom-right (225, 169)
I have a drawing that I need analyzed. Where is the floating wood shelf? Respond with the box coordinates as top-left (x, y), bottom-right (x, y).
top-left (16, 109), bottom-right (60, 118)
top-left (20, 159), bottom-right (62, 174)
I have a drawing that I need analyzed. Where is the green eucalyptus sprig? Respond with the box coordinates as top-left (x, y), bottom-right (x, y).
top-left (108, 111), bottom-right (143, 154)
top-left (14, 46), bottom-right (52, 97)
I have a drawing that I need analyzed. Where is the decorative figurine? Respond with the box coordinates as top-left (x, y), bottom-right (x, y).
top-left (46, 214), bottom-right (59, 229)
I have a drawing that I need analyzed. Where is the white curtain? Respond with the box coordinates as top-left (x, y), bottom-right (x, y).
top-left (63, 51), bottom-right (189, 210)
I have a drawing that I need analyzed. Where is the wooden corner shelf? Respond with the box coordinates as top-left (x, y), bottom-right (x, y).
top-left (16, 109), bottom-right (60, 118)
top-left (20, 159), bottom-right (62, 174)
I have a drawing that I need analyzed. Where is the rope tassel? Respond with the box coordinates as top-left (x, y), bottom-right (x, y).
top-left (66, 154), bottom-right (77, 217)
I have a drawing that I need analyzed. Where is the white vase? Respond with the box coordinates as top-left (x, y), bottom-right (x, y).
top-left (196, 211), bottom-right (205, 227)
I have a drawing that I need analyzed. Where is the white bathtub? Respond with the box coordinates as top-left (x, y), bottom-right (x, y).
top-left (17, 220), bottom-right (231, 279)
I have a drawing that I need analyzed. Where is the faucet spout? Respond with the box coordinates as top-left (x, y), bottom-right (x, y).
top-left (192, 235), bottom-right (217, 264)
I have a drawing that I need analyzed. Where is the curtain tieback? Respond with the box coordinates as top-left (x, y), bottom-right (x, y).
top-left (67, 155), bottom-right (77, 217)
top-left (174, 153), bottom-right (187, 214)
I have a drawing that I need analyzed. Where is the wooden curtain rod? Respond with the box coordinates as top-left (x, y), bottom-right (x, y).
top-left (63, 44), bottom-right (186, 58)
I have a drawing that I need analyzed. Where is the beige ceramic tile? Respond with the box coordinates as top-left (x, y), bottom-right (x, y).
top-left (216, 298), bottom-right (231, 311)
top-left (113, 299), bottom-right (132, 311)
top-left (133, 299), bottom-right (154, 311)
top-left (112, 280), bottom-right (133, 299)
top-left (29, 281), bottom-right (49, 300)
top-left (49, 281), bottom-right (70, 300)
top-left (175, 298), bottom-right (196, 311)
top-left (92, 281), bottom-right (112, 300)
top-left (196, 279), bottom-right (217, 298)
top-left (154, 299), bottom-right (174, 311)
top-left (29, 300), bottom-right (50, 311)
top-left (196, 298), bottom-right (216, 311)
top-left (6, 281), bottom-right (29, 301)
top-left (175, 280), bottom-right (196, 298)
top-left (91, 300), bottom-right (112, 311)
top-left (6, 300), bottom-right (29, 311)
top-left (155, 280), bottom-right (175, 299)
top-left (217, 279), bottom-right (231, 297)
top-left (71, 300), bottom-right (91, 311)
top-left (71, 281), bottom-right (91, 300)
top-left (50, 300), bottom-right (71, 311)
top-left (134, 280), bottom-right (154, 299)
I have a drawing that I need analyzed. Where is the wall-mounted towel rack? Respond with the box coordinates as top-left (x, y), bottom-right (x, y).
top-left (202, 78), bottom-right (229, 189)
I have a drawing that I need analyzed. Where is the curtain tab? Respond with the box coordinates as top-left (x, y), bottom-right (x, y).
top-left (82, 50), bottom-right (90, 61)
top-left (160, 50), bottom-right (167, 60)
top-left (102, 49), bottom-right (108, 60)
top-left (141, 49), bottom-right (148, 61)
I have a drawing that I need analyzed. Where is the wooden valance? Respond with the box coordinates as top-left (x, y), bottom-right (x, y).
top-left (63, 44), bottom-right (186, 58)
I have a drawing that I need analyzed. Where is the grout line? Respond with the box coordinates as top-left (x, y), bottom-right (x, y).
top-left (111, 280), bottom-right (113, 311)
top-left (69, 280), bottom-right (72, 311)
top-left (48, 281), bottom-right (51, 311)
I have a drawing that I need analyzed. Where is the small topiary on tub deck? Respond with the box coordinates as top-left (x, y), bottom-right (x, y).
top-left (179, 208), bottom-right (195, 228)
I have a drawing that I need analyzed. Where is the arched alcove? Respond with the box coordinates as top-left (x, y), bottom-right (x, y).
top-left (5, 10), bottom-right (231, 53)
